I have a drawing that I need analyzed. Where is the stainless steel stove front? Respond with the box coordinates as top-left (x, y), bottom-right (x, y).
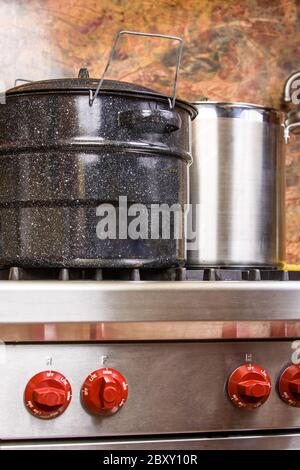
top-left (0, 341), bottom-right (299, 441)
top-left (1, 278), bottom-right (300, 450)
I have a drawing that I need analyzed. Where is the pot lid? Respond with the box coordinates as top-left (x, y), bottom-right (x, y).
top-left (8, 78), bottom-right (156, 95)
top-left (7, 68), bottom-right (197, 119)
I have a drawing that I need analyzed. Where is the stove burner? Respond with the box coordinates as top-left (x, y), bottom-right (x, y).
top-left (0, 266), bottom-right (299, 281)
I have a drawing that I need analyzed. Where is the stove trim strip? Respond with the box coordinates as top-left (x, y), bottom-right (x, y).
top-left (2, 432), bottom-right (300, 450)
top-left (0, 281), bottom-right (299, 323)
top-left (0, 320), bottom-right (300, 342)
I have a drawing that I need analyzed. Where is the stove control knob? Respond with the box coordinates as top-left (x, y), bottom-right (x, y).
top-left (24, 370), bottom-right (72, 419)
top-left (279, 364), bottom-right (300, 406)
top-left (227, 363), bottom-right (271, 409)
top-left (81, 368), bottom-right (128, 416)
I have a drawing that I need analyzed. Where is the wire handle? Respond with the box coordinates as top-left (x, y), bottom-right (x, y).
top-left (89, 30), bottom-right (184, 109)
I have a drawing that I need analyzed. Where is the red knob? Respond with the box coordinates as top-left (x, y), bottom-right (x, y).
top-left (279, 364), bottom-right (300, 406)
top-left (24, 370), bottom-right (72, 419)
top-left (81, 368), bottom-right (128, 416)
top-left (227, 363), bottom-right (271, 409)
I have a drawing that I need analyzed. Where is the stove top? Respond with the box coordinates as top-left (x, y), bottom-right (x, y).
top-left (0, 265), bottom-right (300, 343)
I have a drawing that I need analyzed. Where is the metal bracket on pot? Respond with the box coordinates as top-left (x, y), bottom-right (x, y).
top-left (284, 121), bottom-right (300, 144)
top-left (283, 71), bottom-right (300, 143)
top-left (89, 30), bottom-right (184, 109)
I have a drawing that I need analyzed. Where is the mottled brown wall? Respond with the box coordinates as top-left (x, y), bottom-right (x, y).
top-left (1, 0), bottom-right (300, 262)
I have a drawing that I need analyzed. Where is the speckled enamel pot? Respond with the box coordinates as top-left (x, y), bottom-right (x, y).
top-left (0, 77), bottom-right (196, 268)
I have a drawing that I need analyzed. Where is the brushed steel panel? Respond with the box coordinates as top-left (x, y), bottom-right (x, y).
top-left (0, 281), bottom-right (300, 329)
top-left (1, 342), bottom-right (300, 440)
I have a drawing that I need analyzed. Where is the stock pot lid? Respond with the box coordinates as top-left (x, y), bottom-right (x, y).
top-left (7, 69), bottom-right (198, 119)
top-left (8, 77), bottom-right (157, 94)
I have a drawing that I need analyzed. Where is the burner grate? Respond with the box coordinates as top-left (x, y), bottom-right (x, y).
top-left (0, 266), bottom-right (300, 281)
top-left (0, 266), bottom-right (184, 281)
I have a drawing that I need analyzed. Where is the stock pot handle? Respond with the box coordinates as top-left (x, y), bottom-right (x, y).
top-left (283, 71), bottom-right (300, 143)
top-left (89, 30), bottom-right (183, 109)
top-left (283, 71), bottom-right (300, 103)
top-left (118, 109), bottom-right (181, 133)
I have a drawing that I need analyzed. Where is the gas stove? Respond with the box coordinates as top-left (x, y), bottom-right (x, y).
top-left (1, 267), bottom-right (300, 450)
